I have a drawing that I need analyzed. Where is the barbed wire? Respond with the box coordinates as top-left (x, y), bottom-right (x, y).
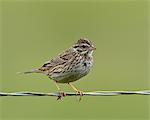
top-left (0, 90), bottom-right (150, 97)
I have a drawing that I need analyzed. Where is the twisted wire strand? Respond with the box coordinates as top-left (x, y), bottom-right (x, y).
top-left (0, 90), bottom-right (150, 97)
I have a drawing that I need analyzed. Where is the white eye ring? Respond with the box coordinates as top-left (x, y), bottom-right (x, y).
top-left (82, 45), bottom-right (86, 48)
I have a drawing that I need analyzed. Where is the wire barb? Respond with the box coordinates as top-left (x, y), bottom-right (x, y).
top-left (0, 90), bottom-right (150, 97)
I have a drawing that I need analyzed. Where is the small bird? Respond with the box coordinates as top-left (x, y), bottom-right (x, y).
top-left (24, 38), bottom-right (96, 100)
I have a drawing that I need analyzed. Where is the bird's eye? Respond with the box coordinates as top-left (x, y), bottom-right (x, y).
top-left (81, 45), bottom-right (87, 48)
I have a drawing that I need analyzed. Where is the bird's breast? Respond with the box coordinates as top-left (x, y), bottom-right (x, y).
top-left (75, 57), bottom-right (93, 74)
top-left (50, 55), bottom-right (93, 83)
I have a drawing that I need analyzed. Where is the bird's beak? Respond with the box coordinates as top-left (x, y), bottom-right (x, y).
top-left (91, 47), bottom-right (96, 50)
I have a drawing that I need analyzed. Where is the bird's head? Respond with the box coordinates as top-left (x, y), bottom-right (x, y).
top-left (73, 38), bottom-right (96, 55)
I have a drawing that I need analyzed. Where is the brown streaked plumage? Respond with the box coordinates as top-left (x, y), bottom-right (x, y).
top-left (24, 38), bottom-right (96, 100)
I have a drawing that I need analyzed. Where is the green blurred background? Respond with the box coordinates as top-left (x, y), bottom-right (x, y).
top-left (0, 0), bottom-right (149, 120)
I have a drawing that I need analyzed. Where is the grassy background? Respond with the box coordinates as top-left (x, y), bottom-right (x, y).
top-left (0, 0), bottom-right (149, 120)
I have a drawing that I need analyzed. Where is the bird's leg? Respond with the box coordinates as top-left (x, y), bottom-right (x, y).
top-left (68, 83), bottom-right (83, 101)
top-left (53, 81), bottom-right (66, 100)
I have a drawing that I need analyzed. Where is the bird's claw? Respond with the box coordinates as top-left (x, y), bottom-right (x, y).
top-left (57, 91), bottom-right (66, 100)
top-left (76, 90), bottom-right (83, 101)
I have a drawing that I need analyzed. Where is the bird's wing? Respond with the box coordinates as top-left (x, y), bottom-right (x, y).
top-left (38, 48), bottom-right (76, 72)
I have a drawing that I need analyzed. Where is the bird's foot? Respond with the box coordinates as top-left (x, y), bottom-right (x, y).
top-left (57, 91), bottom-right (66, 100)
top-left (76, 90), bottom-right (84, 101)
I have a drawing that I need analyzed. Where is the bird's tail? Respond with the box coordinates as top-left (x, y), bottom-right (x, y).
top-left (18, 69), bottom-right (42, 74)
